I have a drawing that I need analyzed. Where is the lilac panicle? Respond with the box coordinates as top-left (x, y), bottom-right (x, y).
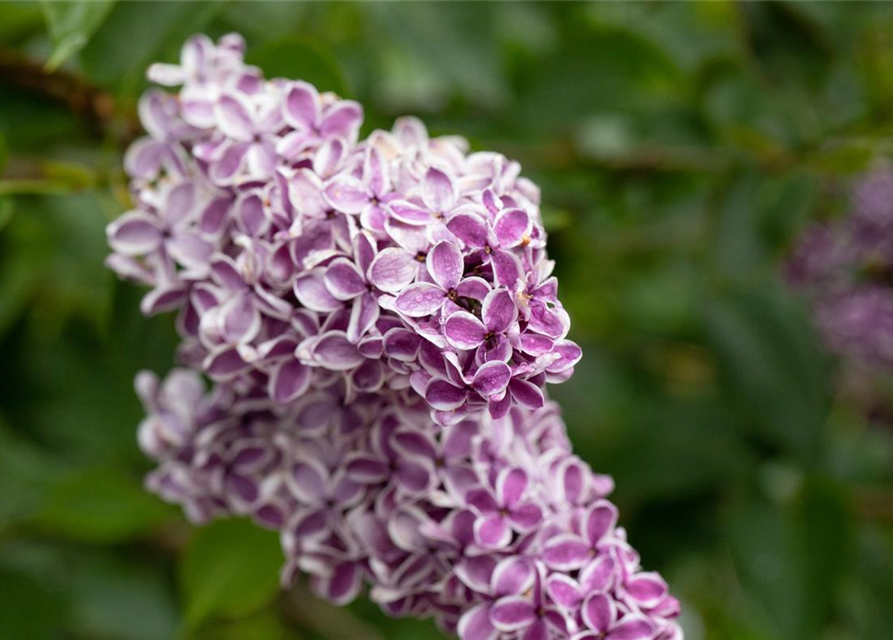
top-left (111, 33), bottom-right (682, 640)
top-left (788, 164), bottom-right (893, 371)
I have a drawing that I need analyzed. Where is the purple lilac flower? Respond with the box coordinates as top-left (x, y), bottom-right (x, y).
top-left (788, 164), bottom-right (893, 371)
top-left (110, 34), bottom-right (682, 640)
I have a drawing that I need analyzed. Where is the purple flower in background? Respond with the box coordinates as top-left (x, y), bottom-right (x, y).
top-left (788, 163), bottom-right (893, 371)
top-left (108, 33), bottom-right (682, 640)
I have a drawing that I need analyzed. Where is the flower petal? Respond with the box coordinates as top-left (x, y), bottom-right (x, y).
top-left (425, 379), bottom-right (467, 411)
top-left (496, 467), bottom-right (527, 508)
top-left (471, 361), bottom-right (511, 398)
top-left (491, 249), bottom-right (523, 288)
top-left (458, 604), bottom-right (497, 640)
top-left (269, 359), bottom-right (311, 404)
top-left (474, 513), bottom-right (511, 549)
top-left (295, 270), bottom-right (343, 312)
top-left (482, 288), bottom-right (518, 333)
top-left (347, 292), bottom-right (379, 343)
top-left (490, 596), bottom-right (536, 631)
top-left (491, 558), bottom-right (534, 597)
top-left (427, 240), bottom-right (464, 291)
top-left (542, 534), bottom-right (591, 571)
top-left (210, 142), bottom-right (249, 184)
top-left (235, 191), bottom-right (268, 236)
top-left (625, 572), bottom-right (668, 608)
top-left (607, 616), bottom-right (654, 640)
top-left (383, 328), bottom-right (421, 362)
top-left (509, 379), bottom-right (545, 410)
top-left (493, 208), bottom-right (530, 248)
top-left (388, 200), bottom-right (434, 225)
top-left (320, 101), bottom-right (363, 138)
top-left (581, 593), bottom-right (615, 634)
top-left (216, 93), bottom-right (254, 141)
top-left (546, 575), bottom-right (582, 610)
top-left (368, 248), bottom-right (418, 294)
top-left (324, 258), bottom-right (367, 300)
top-left (321, 561), bottom-right (362, 606)
top-left (585, 501), bottom-right (618, 547)
top-left (508, 503), bottom-right (542, 532)
top-left (345, 454), bottom-right (389, 484)
top-left (107, 211), bottom-right (163, 255)
top-left (364, 146), bottom-right (390, 198)
top-left (324, 175), bottom-right (369, 215)
top-left (447, 212), bottom-right (488, 248)
top-left (283, 81), bottom-right (320, 130)
top-left (421, 166), bottom-right (457, 212)
top-left (312, 331), bottom-right (364, 370)
top-left (289, 457), bottom-right (328, 503)
top-left (444, 311), bottom-right (487, 350)
top-left (395, 282), bottom-right (445, 317)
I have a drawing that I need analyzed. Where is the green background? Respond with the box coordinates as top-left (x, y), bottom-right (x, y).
top-left (1, 2), bottom-right (893, 639)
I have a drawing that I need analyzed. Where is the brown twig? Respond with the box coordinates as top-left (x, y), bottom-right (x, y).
top-left (280, 583), bottom-right (386, 640)
top-left (0, 48), bottom-right (139, 144)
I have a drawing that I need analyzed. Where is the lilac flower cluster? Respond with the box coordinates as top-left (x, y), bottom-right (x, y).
top-left (788, 165), bottom-right (893, 370)
top-left (108, 32), bottom-right (580, 424)
top-left (110, 34), bottom-right (682, 640)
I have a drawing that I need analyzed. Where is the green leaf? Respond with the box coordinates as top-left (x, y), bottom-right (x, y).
top-left (363, 3), bottom-right (508, 108)
top-left (79, 1), bottom-right (225, 93)
top-left (0, 565), bottom-right (67, 640)
top-left (192, 609), bottom-right (296, 640)
top-left (0, 198), bottom-right (13, 235)
top-left (0, 421), bottom-right (64, 528)
top-left (68, 553), bottom-right (179, 640)
top-left (33, 466), bottom-right (173, 543)
top-left (180, 518), bottom-right (283, 630)
top-left (246, 36), bottom-right (349, 96)
top-left (728, 481), bottom-right (852, 640)
top-left (41, 0), bottom-right (116, 70)
top-left (0, 2), bottom-right (44, 45)
top-left (0, 133), bottom-right (7, 174)
top-left (847, 526), bottom-right (893, 640)
top-left (702, 281), bottom-right (832, 460)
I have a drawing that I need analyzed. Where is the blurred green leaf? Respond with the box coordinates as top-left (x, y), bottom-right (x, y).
top-left (0, 198), bottom-right (13, 234)
top-left (363, 3), bottom-right (508, 108)
top-left (218, 2), bottom-right (310, 42)
top-left (246, 36), bottom-right (348, 96)
top-left (703, 282), bottom-right (832, 459)
top-left (584, 3), bottom-right (738, 71)
top-left (0, 2), bottom-right (44, 44)
top-left (845, 526), bottom-right (893, 640)
top-left (194, 609), bottom-right (297, 640)
top-left (181, 518), bottom-right (283, 630)
top-left (79, 1), bottom-right (225, 93)
top-left (518, 14), bottom-right (682, 136)
top-left (0, 421), bottom-right (63, 527)
top-left (728, 480), bottom-right (852, 640)
top-left (0, 88), bottom-right (84, 151)
top-left (0, 565), bottom-right (67, 640)
top-left (41, 0), bottom-right (117, 71)
top-left (68, 553), bottom-right (179, 640)
top-left (33, 466), bottom-right (173, 542)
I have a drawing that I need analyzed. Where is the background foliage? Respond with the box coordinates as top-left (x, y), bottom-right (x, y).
top-left (1, 2), bottom-right (893, 639)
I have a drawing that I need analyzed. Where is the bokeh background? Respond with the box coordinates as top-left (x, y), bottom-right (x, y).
top-left (2, 2), bottom-right (893, 639)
